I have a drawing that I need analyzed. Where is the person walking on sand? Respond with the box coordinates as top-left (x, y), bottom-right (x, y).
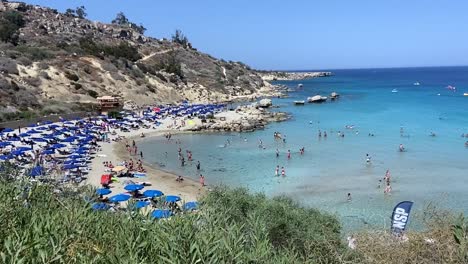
top-left (275, 165), bottom-right (279, 176)
top-left (199, 174), bottom-right (205, 187)
top-left (281, 167), bottom-right (286, 177)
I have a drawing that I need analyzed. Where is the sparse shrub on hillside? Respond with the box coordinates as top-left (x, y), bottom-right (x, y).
top-left (16, 56), bottom-right (32, 66)
top-left (155, 72), bottom-right (167, 82)
top-left (79, 37), bottom-right (141, 62)
top-left (65, 71), bottom-right (79, 82)
top-left (83, 66), bottom-right (92, 74)
top-left (130, 67), bottom-right (144, 79)
top-left (109, 71), bottom-right (125, 81)
top-left (15, 46), bottom-right (53, 60)
top-left (10, 81), bottom-right (20, 91)
top-left (147, 85), bottom-right (155, 93)
top-left (157, 50), bottom-right (184, 79)
top-left (37, 62), bottom-right (49, 70)
top-left (38, 71), bottom-right (51, 80)
top-left (0, 11), bottom-right (25, 45)
top-left (0, 57), bottom-right (19, 74)
top-left (73, 82), bottom-right (82, 90)
top-left (23, 77), bottom-right (41, 87)
top-left (87, 89), bottom-right (98, 98)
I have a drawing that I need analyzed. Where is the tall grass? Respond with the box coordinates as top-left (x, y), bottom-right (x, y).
top-left (0, 170), bottom-right (465, 263)
top-left (0, 176), bottom-right (353, 263)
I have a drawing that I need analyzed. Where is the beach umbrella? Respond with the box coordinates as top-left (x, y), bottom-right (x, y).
top-left (109, 194), bottom-right (131, 203)
top-left (124, 184), bottom-right (144, 192)
top-left (112, 166), bottom-right (127, 173)
top-left (183, 201), bottom-right (199, 211)
top-left (11, 150), bottom-right (25, 156)
top-left (48, 124), bottom-right (60, 129)
top-left (74, 149), bottom-right (88, 154)
top-left (1, 128), bottom-right (14, 133)
top-left (28, 129), bottom-right (41, 134)
top-left (96, 188), bottom-right (112, 196)
top-left (152, 209), bottom-right (172, 219)
top-left (27, 124), bottom-right (37, 128)
top-left (63, 164), bottom-right (78, 170)
top-left (30, 166), bottom-right (44, 177)
top-left (41, 149), bottom-right (55, 155)
top-left (19, 133), bottom-right (30, 137)
top-left (165, 195), bottom-right (181, 203)
top-left (16, 147), bottom-right (32, 152)
top-left (9, 137), bottom-right (21, 142)
top-left (0, 142), bottom-right (11, 147)
top-left (143, 190), bottom-right (164, 198)
top-left (134, 200), bottom-right (150, 209)
top-left (50, 143), bottom-right (67, 149)
top-left (92, 202), bottom-right (110, 211)
top-left (62, 137), bottom-right (76, 143)
top-left (0, 155), bottom-right (12, 161)
top-left (33, 138), bottom-right (48, 143)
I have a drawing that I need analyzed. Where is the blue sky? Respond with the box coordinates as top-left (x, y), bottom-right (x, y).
top-left (22, 0), bottom-right (468, 70)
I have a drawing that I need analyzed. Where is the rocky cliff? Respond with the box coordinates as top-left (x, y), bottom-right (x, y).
top-left (0, 1), bottom-right (276, 121)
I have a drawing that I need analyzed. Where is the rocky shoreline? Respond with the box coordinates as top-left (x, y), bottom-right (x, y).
top-left (189, 103), bottom-right (289, 133)
top-left (259, 71), bottom-right (333, 81)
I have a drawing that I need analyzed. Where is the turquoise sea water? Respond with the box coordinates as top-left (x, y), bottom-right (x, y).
top-left (140, 67), bottom-right (468, 231)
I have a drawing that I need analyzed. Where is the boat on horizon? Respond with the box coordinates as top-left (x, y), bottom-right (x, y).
top-left (294, 100), bottom-right (305, 105)
top-left (464, 93), bottom-right (468, 96)
top-left (330, 92), bottom-right (340, 100)
top-left (413, 82), bottom-right (420, 86)
top-left (392, 89), bottom-right (398, 93)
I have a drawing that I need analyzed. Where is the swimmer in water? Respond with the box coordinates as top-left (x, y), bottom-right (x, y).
top-left (287, 150), bottom-right (291, 159)
top-left (281, 167), bottom-right (286, 177)
top-left (275, 165), bottom-right (279, 176)
top-left (324, 131), bottom-right (327, 138)
top-left (399, 144), bottom-right (405, 152)
top-left (366, 154), bottom-right (371, 163)
top-left (276, 148), bottom-right (279, 158)
top-left (318, 130), bottom-right (322, 138)
top-left (347, 193), bottom-right (352, 202)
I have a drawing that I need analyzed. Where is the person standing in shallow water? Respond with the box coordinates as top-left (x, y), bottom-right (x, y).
top-left (287, 150), bottom-right (291, 159)
top-left (276, 148), bottom-right (279, 158)
top-left (199, 174), bottom-right (205, 187)
top-left (196, 161), bottom-right (201, 170)
top-left (275, 165), bottom-right (279, 176)
top-left (281, 167), bottom-right (286, 176)
top-left (347, 193), bottom-right (352, 202)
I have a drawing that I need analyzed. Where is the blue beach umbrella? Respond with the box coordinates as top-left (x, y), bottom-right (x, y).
top-left (0, 155), bottom-right (12, 160)
top-left (33, 138), bottom-right (48, 143)
top-left (16, 147), bottom-right (32, 152)
top-left (30, 166), bottom-right (44, 177)
top-left (1, 128), bottom-right (14, 133)
top-left (9, 137), bottom-right (21, 142)
top-left (62, 137), bottom-right (76, 143)
top-left (92, 202), bottom-right (110, 211)
top-left (63, 164), bottom-right (78, 170)
top-left (19, 133), bottom-right (30, 137)
top-left (28, 129), bottom-right (41, 134)
top-left (50, 143), bottom-right (66, 149)
top-left (27, 124), bottom-right (37, 128)
top-left (143, 190), bottom-right (164, 198)
top-left (183, 201), bottom-right (199, 211)
top-left (96, 188), bottom-right (112, 196)
top-left (41, 149), bottom-right (55, 155)
top-left (151, 209), bottom-right (173, 219)
top-left (109, 194), bottom-right (131, 203)
top-left (124, 184), bottom-right (144, 192)
top-left (134, 200), bottom-right (150, 209)
top-left (11, 150), bottom-right (25, 156)
top-left (165, 195), bottom-right (181, 203)
top-left (0, 142), bottom-right (11, 147)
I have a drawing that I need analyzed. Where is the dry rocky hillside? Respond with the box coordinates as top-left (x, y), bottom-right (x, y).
top-left (0, 1), bottom-right (276, 121)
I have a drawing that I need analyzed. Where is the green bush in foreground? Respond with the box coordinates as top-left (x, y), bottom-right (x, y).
top-left (0, 177), bottom-right (353, 263)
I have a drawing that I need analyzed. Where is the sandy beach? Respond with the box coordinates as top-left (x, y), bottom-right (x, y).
top-left (86, 117), bottom-right (206, 202)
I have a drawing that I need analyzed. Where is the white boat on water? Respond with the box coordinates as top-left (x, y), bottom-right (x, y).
top-left (294, 100), bottom-right (305, 105)
top-left (392, 89), bottom-right (398, 93)
top-left (464, 93), bottom-right (468, 96)
top-left (307, 95), bottom-right (327, 103)
top-left (413, 82), bottom-right (420, 86)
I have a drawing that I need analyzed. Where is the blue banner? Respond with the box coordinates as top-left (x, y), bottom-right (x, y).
top-left (391, 201), bottom-right (414, 235)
